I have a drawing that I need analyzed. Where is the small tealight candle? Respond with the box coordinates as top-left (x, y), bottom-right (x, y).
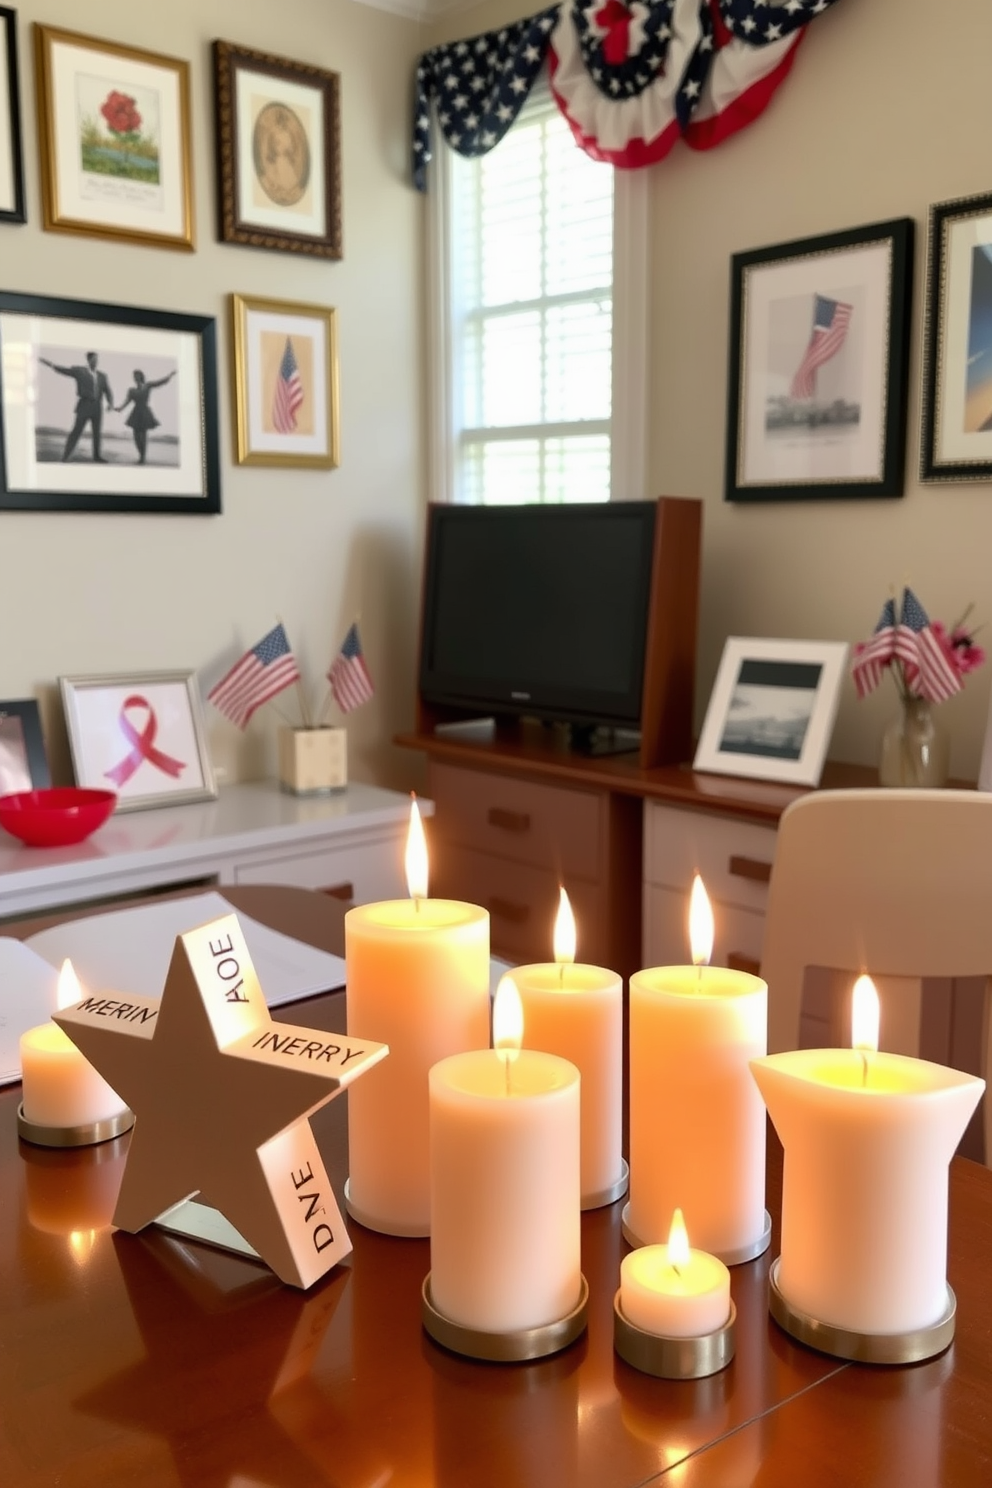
top-left (620, 1208), bottom-right (731, 1339)
top-left (19, 960), bottom-right (129, 1132)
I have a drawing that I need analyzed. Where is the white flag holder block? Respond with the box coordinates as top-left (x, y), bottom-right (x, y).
top-left (55, 913), bottom-right (387, 1289)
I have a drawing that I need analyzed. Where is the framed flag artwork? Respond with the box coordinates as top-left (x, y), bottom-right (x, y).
top-left (725, 218), bottom-right (914, 503)
top-left (230, 293), bottom-right (339, 469)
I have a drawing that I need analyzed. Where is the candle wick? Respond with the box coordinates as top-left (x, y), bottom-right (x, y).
top-left (861, 1050), bottom-right (869, 1088)
top-left (671, 1263), bottom-right (681, 1278)
top-left (504, 1054), bottom-right (510, 1097)
top-left (413, 895), bottom-right (421, 915)
top-left (558, 962), bottom-right (565, 988)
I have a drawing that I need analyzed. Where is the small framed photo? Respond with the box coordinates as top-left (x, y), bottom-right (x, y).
top-left (34, 24), bottom-right (194, 251)
top-left (0, 289), bottom-right (220, 514)
top-left (231, 293), bottom-right (339, 468)
top-left (0, 700), bottom-right (50, 794)
top-left (694, 638), bottom-right (849, 787)
top-left (59, 671), bottom-right (216, 812)
top-left (0, 8), bottom-right (25, 224)
top-left (726, 218), bottom-right (914, 502)
top-left (213, 40), bottom-right (341, 260)
top-left (921, 191), bottom-right (992, 483)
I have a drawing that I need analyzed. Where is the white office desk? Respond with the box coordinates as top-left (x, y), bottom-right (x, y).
top-left (0, 781), bottom-right (425, 921)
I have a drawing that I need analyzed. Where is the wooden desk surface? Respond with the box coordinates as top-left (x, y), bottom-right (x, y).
top-left (2, 889), bottom-right (990, 1487)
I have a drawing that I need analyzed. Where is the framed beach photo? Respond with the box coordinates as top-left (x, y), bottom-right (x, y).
top-left (59, 671), bottom-right (216, 812)
top-left (726, 219), bottom-right (914, 502)
top-left (0, 8), bottom-right (25, 224)
top-left (694, 638), bottom-right (849, 787)
top-left (214, 40), bottom-right (342, 260)
top-left (34, 24), bottom-right (193, 250)
top-left (0, 290), bottom-right (220, 514)
top-left (921, 191), bottom-right (992, 483)
top-left (231, 293), bottom-right (339, 468)
top-left (0, 700), bottom-right (50, 793)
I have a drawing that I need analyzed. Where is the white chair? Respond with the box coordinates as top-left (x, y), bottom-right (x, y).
top-left (760, 788), bottom-right (992, 1159)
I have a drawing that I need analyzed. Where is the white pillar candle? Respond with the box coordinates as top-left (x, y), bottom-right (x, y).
top-left (629, 880), bottom-right (767, 1259)
top-left (620, 1208), bottom-right (731, 1338)
top-left (345, 799), bottom-right (490, 1235)
top-left (751, 977), bottom-right (984, 1336)
top-left (512, 888), bottom-right (623, 1205)
top-left (19, 961), bottom-right (128, 1130)
top-left (428, 977), bottom-right (581, 1334)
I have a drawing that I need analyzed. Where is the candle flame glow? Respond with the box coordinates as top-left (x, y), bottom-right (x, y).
top-left (689, 875), bottom-right (714, 968)
top-left (57, 959), bottom-right (83, 1012)
top-left (492, 975), bottom-right (524, 1064)
top-left (667, 1207), bottom-right (691, 1269)
top-left (405, 795), bottom-right (428, 900)
top-left (553, 886), bottom-right (576, 966)
top-left (68, 1228), bottom-right (97, 1265)
top-left (852, 974), bottom-right (880, 1054)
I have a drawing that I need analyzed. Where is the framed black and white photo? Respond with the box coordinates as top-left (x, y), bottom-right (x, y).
top-left (694, 638), bottom-right (849, 787)
top-left (0, 8), bottom-right (25, 224)
top-left (921, 191), bottom-right (992, 483)
top-left (59, 671), bottom-right (216, 812)
top-left (725, 218), bottom-right (914, 502)
top-left (0, 699), bottom-right (50, 794)
top-left (0, 291), bottom-right (219, 514)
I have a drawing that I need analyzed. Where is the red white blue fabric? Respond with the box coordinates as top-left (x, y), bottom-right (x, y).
top-left (327, 623), bottom-right (375, 714)
top-left (208, 623), bottom-right (301, 731)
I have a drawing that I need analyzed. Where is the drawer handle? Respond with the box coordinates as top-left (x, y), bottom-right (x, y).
top-left (489, 896), bottom-right (530, 925)
top-left (487, 807), bottom-right (531, 834)
top-left (728, 953), bottom-right (761, 977)
top-left (728, 855), bottom-right (772, 885)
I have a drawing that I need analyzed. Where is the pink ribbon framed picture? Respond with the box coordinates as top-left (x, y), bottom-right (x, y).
top-left (58, 670), bottom-right (216, 812)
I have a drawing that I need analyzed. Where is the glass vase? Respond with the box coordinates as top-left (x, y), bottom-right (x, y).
top-left (878, 697), bottom-right (950, 789)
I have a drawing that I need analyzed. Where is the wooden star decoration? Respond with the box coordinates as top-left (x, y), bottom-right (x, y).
top-left (55, 912), bottom-right (387, 1289)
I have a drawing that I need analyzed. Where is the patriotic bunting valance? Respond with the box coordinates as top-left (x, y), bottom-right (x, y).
top-left (413, 0), bottom-right (843, 188)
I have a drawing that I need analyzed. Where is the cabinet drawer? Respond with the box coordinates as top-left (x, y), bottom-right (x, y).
top-left (433, 841), bottom-right (605, 966)
top-left (233, 840), bottom-right (405, 904)
top-left (429, 762), bottom-right (601, 881)
top-left (643, 803), bottom-right (777, 914)
top-left (642, 883), bottom-right (765, 973)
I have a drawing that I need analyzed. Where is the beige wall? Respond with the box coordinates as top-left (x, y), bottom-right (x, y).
top-left (1, 0), bottom-right (427, 791)
top-left (428, 0), bottom-right (992, 780)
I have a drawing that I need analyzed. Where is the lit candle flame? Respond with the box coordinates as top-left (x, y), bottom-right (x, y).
top-left (492, 974), bottom-right (524, 1084)
top-left (667, 1207), bottom-right (690, 1272)
top-left (689, 875), bottom-right (714, 968)
top-left (405, 795), bottom-right (428, 901)
top-left (57, 959), bottom-right (83, 1012)
top-left (553, 886), bottom-right (576, 967)
top-left (851, 974), bottom-right (880, 1054)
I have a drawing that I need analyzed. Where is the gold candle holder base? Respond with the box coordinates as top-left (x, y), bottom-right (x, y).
top-left (343, 1178), bottom-right (430, 1238)
top-left (582, 1157), bottom-right (629, 1211)
top-left (768, 1258), bottom-right (956, 1365)
top-left (621, 1205), bottom-right (771, 1266)
top-left (17, 1102), bottom-right (134, 1149)
top-left (421, 1272), bottom-right (589, 1362)
top-left (613, 1292), bottom-right (737, 1379)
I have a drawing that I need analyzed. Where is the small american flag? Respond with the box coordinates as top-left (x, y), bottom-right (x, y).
top-left (790, 295), bottom-right (853, 401)
top-left (327, 623), bottom-right (374, 714)
top-left (895, 588), bottom-right (962, 703)
top-left (850, 598), bottom-right (896, 699)
top-left (208, 623), bottom-right (301, 729)
top-left (273, 338), bottom-right (304, 434)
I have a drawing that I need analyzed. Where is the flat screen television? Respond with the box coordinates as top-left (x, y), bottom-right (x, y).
top-left (418, 501), bottom-right (660, 746)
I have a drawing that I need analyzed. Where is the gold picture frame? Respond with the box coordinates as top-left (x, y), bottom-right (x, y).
top-left (214, 40), bottom-right (342, 260)
top-left (231, 293), bottom-right (339, 469)
top-left (34, 24), bottom-right (194, 251)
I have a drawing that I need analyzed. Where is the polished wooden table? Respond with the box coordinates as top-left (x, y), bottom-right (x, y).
top-left (2, 889), bottom-right (991, 1487)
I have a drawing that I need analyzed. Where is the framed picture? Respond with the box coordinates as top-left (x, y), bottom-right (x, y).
top-left (0, 290), bottom-right (220, 514)
top-left (213, 40), bottom-right (342, 260)
top-left (0, 8), bottom-right (25, 224)
top-left (725, 218), bottom-right (914, 502)
top-left (231, 293), bottom-right (339, 468)
top-left (34, 24), bottom-right (193, 250)
top-left (59, 671), bottom-right (216, 812)
top-left (920, 191), bottom-right (992, 483)
top-left (693, 638), bottom-right (849, 787)
top-left (0, 700), bottom-right (50, 794)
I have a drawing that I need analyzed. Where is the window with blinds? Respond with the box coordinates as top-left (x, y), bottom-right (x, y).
top-left (448, 89), bottom-right (614, 505)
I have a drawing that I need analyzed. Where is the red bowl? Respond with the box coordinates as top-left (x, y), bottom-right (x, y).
top-left (0, 788), bottom-right (117, 847)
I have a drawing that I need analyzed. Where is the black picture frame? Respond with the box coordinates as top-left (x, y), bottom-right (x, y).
top-left (0, 699), bottom-right (51, 793)
top-left (725, 217), bottom-right (914, 503)
top-left (0, 6), bottom-right (26, 224)
top-left (0, 291), bottom-right (220, 514)
top-left (921, 191), bottom-right (992, 484)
